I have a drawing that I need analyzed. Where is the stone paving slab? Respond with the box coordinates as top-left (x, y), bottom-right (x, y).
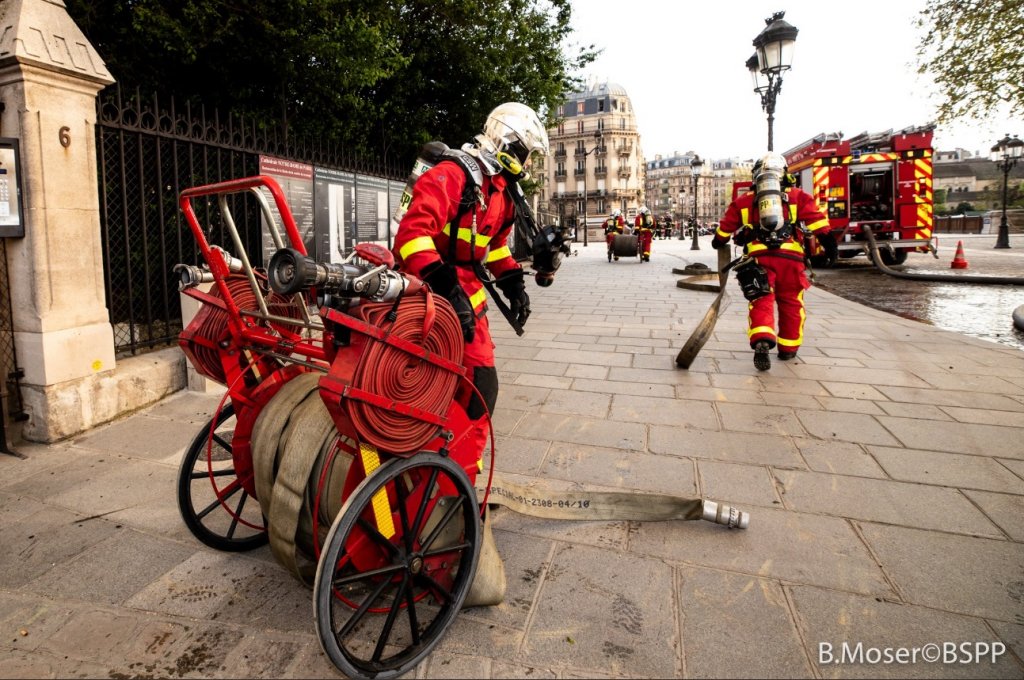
top-left (773, 469), bottom-right (1003, 537)
top-left (2, 237), bottom-right (1024, 678)
top-left (790, 585), bottom-right (1024, 678)
top-left (678, 566), bottom-right (812, 678)
top-left (858, 523), bottom-right (1024, 623)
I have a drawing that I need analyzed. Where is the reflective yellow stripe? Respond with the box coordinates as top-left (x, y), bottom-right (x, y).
top-left (805, 219), bottom-right (829, 232)
top-left (399, 236), bottom-right (437, 260)
top-left (747, 241), bottom-right (805, 255)
top-left (469, 287), bottom-right (487, 310)
top-left (789, 205), bottom-right (798, 222)
top-left (359, 443), bottom-right (395, 539)
top-left (747, 325), bottom-right (775, 339)
top-left (485, 245), bottom-right (511, 263)
top-left (740, 208), bottom-right (749, 226)
top-left (716, 226), bottom-right (731, 238)
top-left (442, 224), bottom-right (492, 247)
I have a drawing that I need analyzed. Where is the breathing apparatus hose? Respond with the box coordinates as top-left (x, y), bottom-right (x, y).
top-left (862, 225), bottom-right (1024, 286)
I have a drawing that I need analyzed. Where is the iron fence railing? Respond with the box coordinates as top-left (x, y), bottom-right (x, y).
top-left (96, 86), bottom-right (402, 356)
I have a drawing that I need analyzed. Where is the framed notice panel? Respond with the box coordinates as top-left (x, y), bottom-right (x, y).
top-left (258, 155), bottom-right (315, 265)
top-left (313, 167), bottom-right (355, 263)
top-left (0, 138), bottom-right (25, 238)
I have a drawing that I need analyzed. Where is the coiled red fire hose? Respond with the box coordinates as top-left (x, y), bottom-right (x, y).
top-left (347, 292), bottom-right (465, 453)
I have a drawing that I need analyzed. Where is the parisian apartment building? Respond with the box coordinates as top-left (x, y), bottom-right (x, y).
top-left (539, 80), bottom-right (646, 238)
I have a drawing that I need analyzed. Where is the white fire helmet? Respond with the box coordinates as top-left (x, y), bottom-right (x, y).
top-left (467, 102), bottom-right (549, 175)
top-left (639, 206), bottom-right (651, 215)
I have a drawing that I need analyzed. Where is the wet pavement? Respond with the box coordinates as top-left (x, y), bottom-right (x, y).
top-left (814, 234), bottom-right (1024, 351)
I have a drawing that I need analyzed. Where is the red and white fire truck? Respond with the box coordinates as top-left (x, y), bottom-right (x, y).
top-left (783, 124), bottom-right (937, 266)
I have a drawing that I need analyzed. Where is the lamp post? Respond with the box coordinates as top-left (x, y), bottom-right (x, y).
top-left (580, 130), bottom-right (603, 247)
top-left (690, 155), bottom-right (703, 250)
top-left (748, 11), bottom-right (798, 152)
top-left (990, 134), bottom-right (1023, 249)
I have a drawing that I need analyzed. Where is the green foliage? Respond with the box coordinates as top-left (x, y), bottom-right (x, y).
top-left (66, 0), bottom-right (596, 166)
top-left (915, 0), bottom-right (1024, 125)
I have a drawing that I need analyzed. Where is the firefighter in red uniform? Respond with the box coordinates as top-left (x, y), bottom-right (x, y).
top-left (393, 102), bottom-right (549, 453)
top-left (634, 206), bottom-right (656, 261)
top-left (712, 153), bottom-right (838, 371)
top-left (604, 209), bottom-right (626, 261)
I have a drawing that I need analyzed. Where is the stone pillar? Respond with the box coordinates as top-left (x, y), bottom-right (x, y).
top-left (0, 0), bottom-right (117, 440)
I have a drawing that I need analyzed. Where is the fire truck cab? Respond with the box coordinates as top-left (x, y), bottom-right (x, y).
top-left (783, 125), bottom-right (937, 266)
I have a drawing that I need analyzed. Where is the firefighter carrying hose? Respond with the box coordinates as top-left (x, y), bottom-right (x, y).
top-left (711, 152), bottom-right (838, 371)
top-left (605, 209), bottom-right (626, 261)
top-left (634, 206), bottom-right (656, 261)
top-left (393, 102), bottom-right (550, 455)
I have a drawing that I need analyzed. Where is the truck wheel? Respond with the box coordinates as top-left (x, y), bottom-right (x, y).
top-left (879, 248), bottom-right (908, 266)
top-left (809, 255), bottom-right (834, 269)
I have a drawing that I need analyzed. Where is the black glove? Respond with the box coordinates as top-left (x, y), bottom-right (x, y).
top-left (711, 235), bottom-right (729, 250)
top-left (421, 261), bottom-right (475, 343)
top-left (495, 269), bottom-right (531, 328)
top-left (816, 231), bottom-right (839, 265)
top-left (733, 227), bottom-right (755, 247)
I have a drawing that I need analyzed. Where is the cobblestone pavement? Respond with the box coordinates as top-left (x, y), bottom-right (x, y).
top-left (1, 235), bottom-right (1022, 679)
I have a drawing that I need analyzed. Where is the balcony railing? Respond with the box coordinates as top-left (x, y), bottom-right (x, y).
top-left (574, 167), bottom-right (587, 177)
top-left (618, 167), bottom-right (632, 178)
top-left (554, 148), bottom-right (567, 158)
top-left (594, 167), bottom-right (607, 178)
top-left (554, 170), bottom-right (567, 178)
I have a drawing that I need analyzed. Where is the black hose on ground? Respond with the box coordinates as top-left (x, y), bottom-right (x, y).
top-left (861, 226), bottom-right (1024, 286)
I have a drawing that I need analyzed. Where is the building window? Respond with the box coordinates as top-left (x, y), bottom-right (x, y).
top-left (597, 118), bottom-right (605, 131)
top-left (598, 199), bottom-right (605, 213)
top-left (558, 123), bottom-right (565, 135)
top-left (557, 105), bottom-right (564, 117)
top-left (577, 101), bottom-right (584, 114)
top-left (620, 118), bottom-right (625, 130)
top-left (598, 100), bottom-right (605, 112)
top-left (577, 120), bottom-right (584, 134)
top-left (577, 199), bottom-right (585, 213)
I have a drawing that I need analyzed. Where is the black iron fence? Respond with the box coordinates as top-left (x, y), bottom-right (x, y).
top-left (97, 86), bottom-right (404, 356)
top-left (0, 238), bottom-right (26, 451)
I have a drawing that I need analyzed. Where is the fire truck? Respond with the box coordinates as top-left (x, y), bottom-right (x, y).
top-left (783, 124), bottom-right (937, 266)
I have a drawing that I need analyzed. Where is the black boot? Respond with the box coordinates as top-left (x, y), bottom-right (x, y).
top-left (753, 340), bottom-right (771, 371)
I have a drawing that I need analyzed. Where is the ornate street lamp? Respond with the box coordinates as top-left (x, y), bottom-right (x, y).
top-left (990, 134), bottom-right (1023, 249)
top-left (749, 11), bottom-right (798, 151)
top-left (580, 129), bottom-right (603, 247)
top-left (690, 155), bottom-right (703, 250)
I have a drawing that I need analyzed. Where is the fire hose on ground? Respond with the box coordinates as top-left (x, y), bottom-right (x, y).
top-left (862, 225), bottom-right (1024, 286)
top-left (861, 226), bottom-right (1024, 334)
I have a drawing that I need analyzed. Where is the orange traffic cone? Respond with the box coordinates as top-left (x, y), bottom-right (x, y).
top-left (950, 240), bottom-right (969, 269)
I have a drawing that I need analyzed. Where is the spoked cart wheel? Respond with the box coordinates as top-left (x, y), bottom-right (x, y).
top-left (176, 404), bottom-right (268, 551)
top-left (314, 453), bottom-right (481, 679)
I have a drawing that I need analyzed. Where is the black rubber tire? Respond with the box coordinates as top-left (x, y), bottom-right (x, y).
top-left (879, 248), bottom-right (909, 266)
top-left (314, 453), bottom-right (481, 680)
top-left (177, 404), bottom-right (268, 551)
top-left (809, 254), bottom-right (834, 269)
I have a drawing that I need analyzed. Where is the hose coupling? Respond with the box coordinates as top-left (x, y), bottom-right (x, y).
top-left (701, 500), bottom-right (750, 529)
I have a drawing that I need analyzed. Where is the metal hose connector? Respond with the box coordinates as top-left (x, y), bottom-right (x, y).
top-left (701, 500), bottom-right (750, 529)
top-left (173, 263), bottom-right (215, 291)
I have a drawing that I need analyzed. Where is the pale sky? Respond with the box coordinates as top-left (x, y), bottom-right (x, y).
top-left (566, 0), bottom-right (1021, 161)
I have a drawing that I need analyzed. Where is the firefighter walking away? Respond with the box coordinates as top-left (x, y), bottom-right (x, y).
top-left (712, 152), bottom-right (837, 371)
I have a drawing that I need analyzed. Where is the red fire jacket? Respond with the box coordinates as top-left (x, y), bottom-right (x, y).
top-left (393, 160), bottom-right (521, 315)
